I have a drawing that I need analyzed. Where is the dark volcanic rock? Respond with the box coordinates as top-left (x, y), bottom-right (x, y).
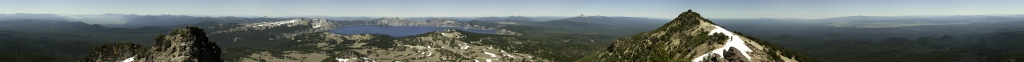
top-left (137, 25), bottom-right (223, 62)
top-left (705, 47), bottom-right (752, 62)
top-left (85, 43), bottom-right (142, 62)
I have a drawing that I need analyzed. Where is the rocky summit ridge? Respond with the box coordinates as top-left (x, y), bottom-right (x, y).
top-left (576, 10), bottom-right (818, 62)
top-left (85, 25), bottom-right (224, 62)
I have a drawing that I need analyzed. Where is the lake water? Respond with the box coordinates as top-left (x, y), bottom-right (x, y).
top-left (329, 25), bottom-right (497, 37)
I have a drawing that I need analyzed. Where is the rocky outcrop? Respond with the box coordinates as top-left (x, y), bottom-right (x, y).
top-left (310, 18), bottom-right (333, 29)
top-left (85, 43), bottom-right (142, 62)
top-left (85, 25), bottom-right (224, 62)
top-left (137, 25), bottom-right (223, 62)
top-left (576, 10), bottom-right (817, 62)
top-left (704, 47), bottom-right (752, 62)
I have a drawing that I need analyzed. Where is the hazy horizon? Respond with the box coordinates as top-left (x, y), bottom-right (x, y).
top-left (3, 0), bottom-right (1024, 19)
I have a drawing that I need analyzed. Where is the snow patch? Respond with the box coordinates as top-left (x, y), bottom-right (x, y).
top-left (461, 43), bottom-right (470, 50)
top-left (483, 49), bottom-right (498, 57)
top-left (336, 58), bottom-right (350, 62)
top-left (692, 25), bottom-right (754, 62)
top-left (500, 50), bottom-right (516, 58)
top-left (122, 56), bottom-right (135, 62)
top-left (504, 54), bottom-right (516, 58)
top-left (427, 52), bottom-right (433, 56)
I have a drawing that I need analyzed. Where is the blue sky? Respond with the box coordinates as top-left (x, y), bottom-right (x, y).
top-left (2, 0), bottom-right (1022, 19)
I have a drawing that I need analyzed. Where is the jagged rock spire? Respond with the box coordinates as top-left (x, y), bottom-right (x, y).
top-left (138, 26), bottom-right (223, 62)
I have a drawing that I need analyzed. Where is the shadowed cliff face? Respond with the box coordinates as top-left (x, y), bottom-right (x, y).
top-left (86, 26), bottom-right (224, 62)
top-left (576, 10), bottom-right (818, 62)
top-left (85, 43), bottom-right (142, 62)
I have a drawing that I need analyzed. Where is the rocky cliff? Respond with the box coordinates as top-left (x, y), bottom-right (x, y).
top-left (576, 10), bottom-right (818, 62)
top-left (86, 26), bottom-right (224, 62)
top-left (85, 43), bottom-right (142, 62)
top-left (136, 25), bottom-right (223, 62)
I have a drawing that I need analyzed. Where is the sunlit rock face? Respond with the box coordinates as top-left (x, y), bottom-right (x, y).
top-left (136, 26), bottom-right (224, 62)
top-left (576, 10), bottom-right (818, 62)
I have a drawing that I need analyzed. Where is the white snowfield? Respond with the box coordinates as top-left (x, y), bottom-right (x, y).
top-left (691, 25), bottom-right (755, 62)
